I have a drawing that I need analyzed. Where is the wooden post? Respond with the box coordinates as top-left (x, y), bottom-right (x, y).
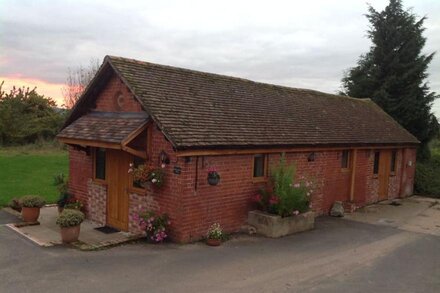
top-left (350, 149), bottom-right (358, 202)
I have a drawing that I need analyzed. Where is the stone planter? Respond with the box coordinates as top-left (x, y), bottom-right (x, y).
top-left (248, 210), bottom-right (315, 238)
top-left (21, 207), bottom-right (41, 222)
top-left (60, 225), bottom-right (81, 243)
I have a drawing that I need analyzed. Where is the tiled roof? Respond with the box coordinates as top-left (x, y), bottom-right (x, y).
top-left (58, 112), bottom-right (148, 144)
top-left (104, 56), bottom-right (418, 149)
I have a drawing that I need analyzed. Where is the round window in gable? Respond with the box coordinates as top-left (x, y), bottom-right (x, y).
top-left (113, 92), bottom-right (124, 110)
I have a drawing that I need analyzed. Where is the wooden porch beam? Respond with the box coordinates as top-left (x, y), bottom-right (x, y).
top-left (58, 137), bottom-right (121, 149)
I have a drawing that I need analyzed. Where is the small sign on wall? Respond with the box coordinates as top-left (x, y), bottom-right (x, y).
top-left (173, 166), bottom-right (182, 175)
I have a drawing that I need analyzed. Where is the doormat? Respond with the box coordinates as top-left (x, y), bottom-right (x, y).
top-left (94, 226), bottom-right (120, 234)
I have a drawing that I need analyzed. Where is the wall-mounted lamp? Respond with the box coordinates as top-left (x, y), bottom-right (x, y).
top-left (307, 152), bottom-right (315, 162)
top-left (159, 150), bottom-right (170, 167)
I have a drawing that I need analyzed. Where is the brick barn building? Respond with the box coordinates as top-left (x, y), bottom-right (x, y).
top-left (58, 56), bottom-right (419, 242)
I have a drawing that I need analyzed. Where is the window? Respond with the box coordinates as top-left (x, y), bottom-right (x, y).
top-left (95, 148), bottom-right (106, 180)
top-left (132, 156), bottom-right (146, 189)
top-left (373, 151), bottom-right (380, 175)
top-left (253, 154), bottom-right (266, 178)
top-left (341, 150), bottom-right (350, 169)
top-left (390, 150), bottom-right (397, 173)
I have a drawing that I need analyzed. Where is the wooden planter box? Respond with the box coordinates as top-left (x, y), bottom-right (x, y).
top-left (248, 210), bottom-right (315, 238)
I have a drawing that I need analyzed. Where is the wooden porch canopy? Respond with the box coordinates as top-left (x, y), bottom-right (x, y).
top-left (57, 111), bottom-right (149, 159)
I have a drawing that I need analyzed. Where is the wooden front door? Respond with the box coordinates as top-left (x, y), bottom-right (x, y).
top-left (378, 150), bottom-right (391, 201)
top-left (106, 149), bottom-right (130, 231)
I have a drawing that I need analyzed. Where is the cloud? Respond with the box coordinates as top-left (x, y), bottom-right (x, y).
top-left (0, 0), bottom-right (439, 114)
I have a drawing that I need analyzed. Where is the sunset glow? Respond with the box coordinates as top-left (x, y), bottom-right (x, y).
top-left (0, 76), bottom-right (65, 107)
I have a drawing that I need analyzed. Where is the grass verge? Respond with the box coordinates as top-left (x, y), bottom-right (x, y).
top-left (0, 145), bottom-right (68, 206)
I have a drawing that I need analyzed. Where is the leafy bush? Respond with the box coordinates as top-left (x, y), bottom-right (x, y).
top-left (207, 223), bottom-right (223, 240)
top-left (8, 198), bottom-right (22, 212)
top-left (415, 154), bottom-right (440, 197)
top-left (56, 209), bottom-right (85, 228)
top-left (20, 195), bottom-right (46, 208)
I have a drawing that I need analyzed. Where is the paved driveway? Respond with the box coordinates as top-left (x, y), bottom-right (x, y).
top-left (1, 201), bottom-right (440, 292)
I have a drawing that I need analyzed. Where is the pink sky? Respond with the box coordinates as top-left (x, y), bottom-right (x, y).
top-left (1, 75), bottom-right (65, 107)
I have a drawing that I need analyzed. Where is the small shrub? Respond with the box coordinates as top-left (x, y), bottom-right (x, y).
top-left (8, 198), bottom-right (22, 212)
top-left (53, 173), bottom-right (69, 194)
top-left (56, 209), bottom-right (85, 228)
top-left (20, 195), bottom-right (46, 208)
top-left (207, 223), bottom-right (223, 240)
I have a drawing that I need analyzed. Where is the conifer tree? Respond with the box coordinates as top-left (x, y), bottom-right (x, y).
top-left (341, 0), bottom-right (438, 159)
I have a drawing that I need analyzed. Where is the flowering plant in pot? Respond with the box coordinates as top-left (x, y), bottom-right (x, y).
top-left (207, 167), bottom-right (220, 186)
top-left (64, 199), bottom-right (83, 211)
top-left (206, 223), bottom-right (223, 246)
top-left (20, 195), bottom-right (46, 222)
top-left (251, 154), bottom-right (314, 217)
top-left (129, 164), bottom-right (165, 188)
top-left (56, 209), bottom-right (85, 243)
top-left (135, 210), bottom-right (170, 243)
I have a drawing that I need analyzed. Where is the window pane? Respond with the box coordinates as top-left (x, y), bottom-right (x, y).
top-left (390, 150), bottom-right (397, 172)
top-left (373, 151), bottom-right (380, 175)
top-left (133, 156), bottom-right (146, 188)
top-left (341, 150), bottom-right (350, 168)
top-left (95, 148), bottom-right (106, 180)
top-left (253, 155), bottom-right (265, 177)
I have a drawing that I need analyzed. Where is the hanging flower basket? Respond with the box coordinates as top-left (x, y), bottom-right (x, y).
top-left (207, 167), bottom-right (220, 186)
top-left (129, 164), bottom-right (165, 188)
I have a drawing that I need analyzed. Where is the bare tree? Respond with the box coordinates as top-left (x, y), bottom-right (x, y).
top-left (62, 58), bottom-right (100, 108)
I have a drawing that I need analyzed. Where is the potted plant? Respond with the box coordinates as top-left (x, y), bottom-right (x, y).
top-left (206, 223), bottom-right (223, 246)
top-left (56, 209), bottom-right (85, 243)
top-left (54, 173), bottom-right (70, 213)
top-left (64, 199), bottom-right (83, 211)
top-left (136, 210), bottom-right (170, 243)
top-left (207, 167), bottom-right (220, 186)
top-left (248, 154), bottom-right (315, 238)
top-left (20, 195), bottom-right (46, 222)
top-left (129, 164), bottom-right (165, 188)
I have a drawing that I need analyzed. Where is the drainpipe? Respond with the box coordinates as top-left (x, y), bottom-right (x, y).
top-left (349, 149), bottom-right (358, 202)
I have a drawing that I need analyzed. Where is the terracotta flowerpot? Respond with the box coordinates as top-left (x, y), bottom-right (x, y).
top-left (206, 238), bottom-right (221, 246)
top-left (21, 207), bottom-right (40, 222)
top-left (60, 225), bottom-right (81, 243)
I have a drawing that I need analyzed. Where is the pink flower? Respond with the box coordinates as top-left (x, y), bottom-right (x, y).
top-left (252, 194), bottom-right (262, 203)
top-left (292, 210), bottom-right (300, 216)
top-left (207, 167), bottom-right (217, 173)
top-left (293, 183), bottom-right (300, 188)
top-left (269, 196), bottom-right (279, 205)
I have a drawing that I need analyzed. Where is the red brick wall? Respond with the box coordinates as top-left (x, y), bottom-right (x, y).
top-left (68, 146), bottom-right (93, 209)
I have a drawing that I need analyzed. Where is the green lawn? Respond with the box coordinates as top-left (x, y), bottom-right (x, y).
top-left (0, 147), bottom-right (68, 206)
